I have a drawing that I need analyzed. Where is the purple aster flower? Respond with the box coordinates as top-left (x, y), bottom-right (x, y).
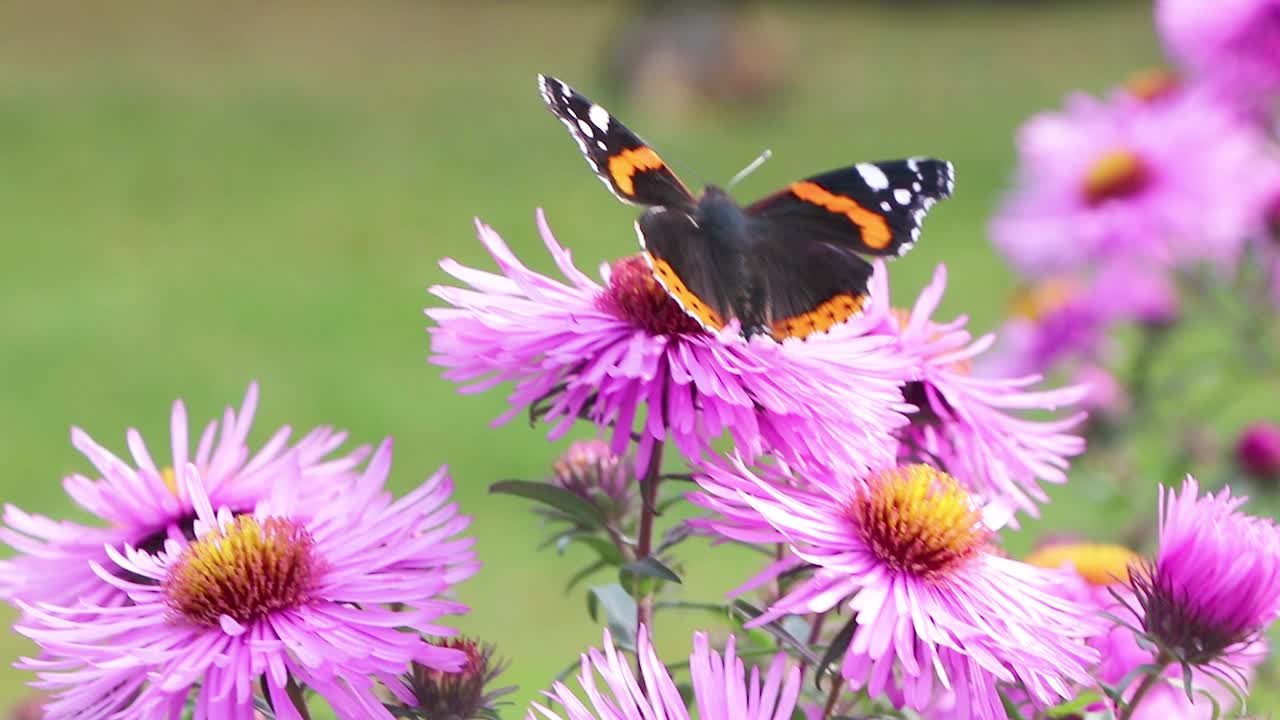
top-left (0, 383), bottom-right (369, 613)
top-left (693, 460), bottom-right (1098, 720)
top-left (530, 626), bottom-right (800, 720)
top-left (1237, 421), bottom-right (1280, 481)
top-left (1123, 477), bottom-right (1280, 685)
top-left (15, 442), bottom-right (478, 720)
top-left (1024, 541), bottom-right (1265, 720)
top-left (1157, 0), bottom-right (1280, 108)
top-left (980, 261), bottom-right (1179, 379)
top-left (992, 89), bottom-right (1277, 278)
top-left (871, 263), bottom-right (1086, 516)
top-left (427, 211), bottom-right (909, 475)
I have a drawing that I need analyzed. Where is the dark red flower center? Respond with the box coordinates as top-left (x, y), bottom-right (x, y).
top-left (845, 465), bottom-right (988, 579)
top-left (596, 255), bottom-right (705, 336)
top-left (163, 515), bottom-right (322, 626)
top-left (1082, 150), bottom-right (1150, 206)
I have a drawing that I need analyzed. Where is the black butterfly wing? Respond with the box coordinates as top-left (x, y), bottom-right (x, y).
top-left (634, 208), bottom-right (737, 333)
top-left (539, 74), bottom-right (695, 209)
top-left (746, 158), bottom-right (955, 258)
top-left (747, 222), bottom-right (874, 340)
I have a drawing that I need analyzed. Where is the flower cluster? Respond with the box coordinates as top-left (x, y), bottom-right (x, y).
top-left (9, 10), bottom-right (1280, 718)
top-left (1, 387), bottom-right (483, 719)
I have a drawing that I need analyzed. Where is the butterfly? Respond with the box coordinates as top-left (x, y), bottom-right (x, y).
top-left (537, 73), bottom-right (955, 340)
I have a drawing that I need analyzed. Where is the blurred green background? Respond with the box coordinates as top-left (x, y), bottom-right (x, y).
top-left (4, 0), bottom-right (1273, 716)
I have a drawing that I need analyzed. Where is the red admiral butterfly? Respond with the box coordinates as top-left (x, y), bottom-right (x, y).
top-left (538, 74), bottom-right (955, 340)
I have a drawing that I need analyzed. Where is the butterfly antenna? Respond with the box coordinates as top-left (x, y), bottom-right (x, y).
top-left (727, 149), bottom-right (773, 190)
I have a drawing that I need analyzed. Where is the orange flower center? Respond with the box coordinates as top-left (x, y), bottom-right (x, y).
top-left (847, 465), bottom-right (988, 579)
top-left (163, 515), bottom-right (321, 626)
top-left (1025, 542), bottom-right (1139, 586)
top-left (1082, 150), bottom-right (1149, 206)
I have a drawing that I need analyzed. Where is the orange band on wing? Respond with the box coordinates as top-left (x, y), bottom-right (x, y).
top-left (789, 181), bottom-right (893, 250)
top-left (609, 147), bottom-right (665, 197)
top-left (645, 253), bottom-right (725, 331)
top-left (771, 292), bottom-right (867, 339)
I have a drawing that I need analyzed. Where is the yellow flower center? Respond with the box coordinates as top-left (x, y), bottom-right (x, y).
top-left (1009, 277), bottom-right (1080, 322)
top-left (1082, 149), bottom-right (1149, 206)
top-left (163, 515), bottom-right (321, 626)
top-left (847, 465), bottom-right (988, 579)
top-left (1024, 542), bottom-right (1138, 586)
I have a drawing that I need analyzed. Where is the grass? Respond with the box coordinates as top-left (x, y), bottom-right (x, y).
top-left (8, 0), bottom-right (1275, 715)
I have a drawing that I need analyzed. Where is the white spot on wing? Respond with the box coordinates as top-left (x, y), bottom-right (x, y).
top-left (856, 163), bottom-right (890, 190)
top-left (907, 157), bottom-right (920, 172)
top-left (912, 182), bottom-right (922, 192)
top-left (894, 188), bottom-right (913, 205)
top-left (597, 140), bottom-right (607, 150)
top-left (880, 201), bottom-right (892, 212)
top-left (588, 104), bottom-right (610, 132)
top-left (577, 119), bottom-right (594, 137)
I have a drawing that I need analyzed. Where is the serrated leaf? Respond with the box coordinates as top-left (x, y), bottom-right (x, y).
top-left (590, 584), bottom-right (638, 648)
top-left (621, 556), bottom-right (682, 584)
top-left (815, 615), bottom-right (857, 690)
top-left (490, 480), bottom-right (605, 529)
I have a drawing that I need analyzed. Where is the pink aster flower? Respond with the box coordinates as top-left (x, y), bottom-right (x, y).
top-left (15, 441), bottom-right (478, 720)
top-left (872, 263), bottom-right (1086, 516)
top-left (992, 89), bottom-right (1277, 278)
top-left (1157, 0), bottom-right (1280, 108)
top-left (530, 626), bottom-right (800, 720)
top-left (0, 383), bottom-right (369, 613)
top-left (1022, 541), bottom-right (1264, 720)
top-left (693, 460), bottom-right (1098, 720)
top-left (427, 211), bottom-right (910, 475)
top-left (1123, 476), bottom-right (1280, 680)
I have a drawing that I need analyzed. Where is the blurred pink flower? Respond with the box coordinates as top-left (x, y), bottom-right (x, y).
top-left (992, 89), bottom-right (1277, 278)
top-left (979, 261), bottom-right (1178, 378)
top-left (16, 444), bottom-right (478, 720)
top-left (0, 383), bottom-right (368, 614)
top-left (1157, 0), bottom-right (1280, 107)
top-left (427, 211), bottom-right (910, 476)
top-left (872, 264), bottom-right (1086, 516)
top-left (693, 461), bottom-right (1097, 720)
top-left (530, 627), bottom-right (800, 720)
top-left (1237, 421), bottom-right (1280, 480)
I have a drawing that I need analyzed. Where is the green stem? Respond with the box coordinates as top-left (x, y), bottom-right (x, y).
top-left (820, 675), bottom-right (844, 720)
top-left (1118, 655), bottom-right (1172, 720)
top-left (634, 440), bottom-right (665, 682)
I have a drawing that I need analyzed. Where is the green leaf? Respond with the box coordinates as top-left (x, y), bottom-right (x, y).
top-left (1043, 689), bottom-right (1102, 717)
top-left (621, 556), bottom-right (682, 584)
top-left (490, 480), bottom-right (605, 529)
top-left (655, 523), bottom-right (694, 554)
top-left (575, 535), bottom-right (625, 565)
top-left (815, 615), bottom-right (857, 691)
top-left (590, 584), bottom-right (638, 648)
top-left (565, 559), bottom-right (608, 593)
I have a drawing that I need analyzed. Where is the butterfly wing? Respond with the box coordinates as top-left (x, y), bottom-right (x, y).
top-left (748, 225), bottom-right (874, 340)
top-left (538, 74), bottom-right (695, 209)
top-left (634, 208), bottom-right (735, 333)
top-left (747, 157), bottom-right (955, 258)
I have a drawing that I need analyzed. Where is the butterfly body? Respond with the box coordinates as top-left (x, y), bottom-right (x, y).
top-left (538, 73), bottom-right (955, 340)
